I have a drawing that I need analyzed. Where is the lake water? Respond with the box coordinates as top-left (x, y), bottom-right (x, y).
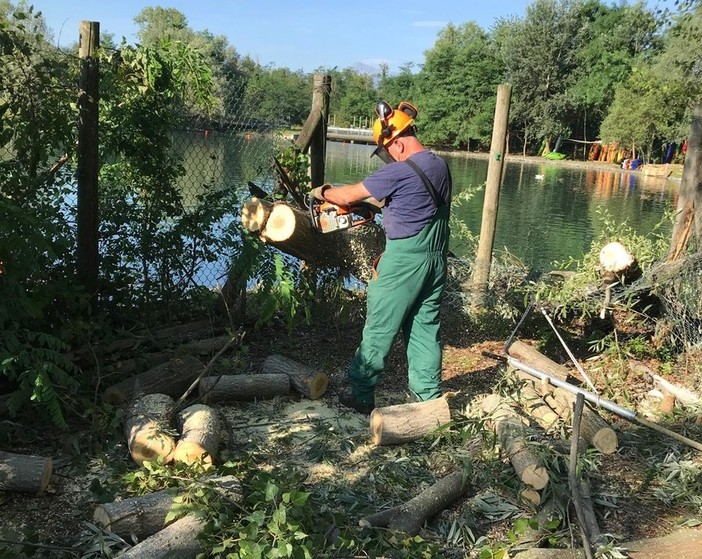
top-left (173, 131), bottom-right (678, 284)
top-left (324, 141), bottom-right (678, 274)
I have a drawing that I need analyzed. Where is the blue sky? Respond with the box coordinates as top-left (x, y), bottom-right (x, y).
top-left (28, 0), bottom-right (536, 73)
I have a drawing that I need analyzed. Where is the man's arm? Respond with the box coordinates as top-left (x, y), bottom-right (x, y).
top-left (322, 182), bottom-right (371, 206)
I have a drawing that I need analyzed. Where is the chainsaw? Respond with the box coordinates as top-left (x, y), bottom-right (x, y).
top-left (307, 196), bottom-right (379, 234)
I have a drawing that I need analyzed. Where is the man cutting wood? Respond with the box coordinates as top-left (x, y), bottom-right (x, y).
top-left (310, 100), bottom-right (452, 414)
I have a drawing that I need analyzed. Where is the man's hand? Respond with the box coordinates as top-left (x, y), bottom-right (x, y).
top-left (309, 184), bottom-right (332, 200)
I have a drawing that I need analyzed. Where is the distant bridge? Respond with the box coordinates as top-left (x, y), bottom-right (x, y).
top-left (326, 126), bottom-right (374, 145)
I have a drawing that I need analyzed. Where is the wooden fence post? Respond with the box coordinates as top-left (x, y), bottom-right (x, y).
top-left (470, 84), bottom-right (512, 309)
top-left (308, 74), bottom-right (331, 187)
top-left (77, 21), bottom-right (100, 299)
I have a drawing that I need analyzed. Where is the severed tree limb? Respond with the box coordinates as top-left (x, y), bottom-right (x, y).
top-left (171, 329), bottom-right (245, 414)
top-left (359, 469), bottom-right (471, 536)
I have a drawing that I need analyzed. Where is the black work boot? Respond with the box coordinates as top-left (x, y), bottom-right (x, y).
top-left (338, 388), bottom-right (375, 415)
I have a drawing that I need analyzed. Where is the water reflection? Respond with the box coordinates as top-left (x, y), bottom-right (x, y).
top-left (324, 143), bottom-right (678, 273)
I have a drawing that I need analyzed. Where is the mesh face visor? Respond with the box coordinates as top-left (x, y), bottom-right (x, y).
top-left (372, 143), bottom-right (396, 163)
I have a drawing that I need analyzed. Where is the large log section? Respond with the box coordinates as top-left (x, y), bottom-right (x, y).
top-left (173, 404), bottom-right (221, 465)
top-left (262, 354), bottom-right (328, 400)
top-left (124, 393), bottom-right (177, 465)
top-left (0, 450), bottom-right (53, 494)
top-left (118, 514), bottom-right (205, 559)
top-left (507, 341), bottom-right (618, 455)
top-left (370, 398), bottom-right (451, 446)
top-left (241, 197), bottom-right (385, 282)
top-left (93, 475), bottom-right (241, 540)
top-left (482, 394), bottom-right (550, 491)
top-left (199, 373), bottom-right (291, 403)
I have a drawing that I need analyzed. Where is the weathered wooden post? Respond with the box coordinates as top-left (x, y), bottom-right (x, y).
top-left (470, 83), bottom-right (512, 309)
top-left (77, 21), bottom-right (100, 298)
top-left (295, 74), bottom-right (331, 187)
top-left (668, 102), bottom-right (702, 260)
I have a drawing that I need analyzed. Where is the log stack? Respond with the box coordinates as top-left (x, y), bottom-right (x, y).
top-left (105, 356), bottom-right (205, 406)
top-left (507, 341), bottom-right (618, 455)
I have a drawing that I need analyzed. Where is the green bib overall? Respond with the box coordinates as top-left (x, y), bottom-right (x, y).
top-left (347, 204), bottom-right (450, 405)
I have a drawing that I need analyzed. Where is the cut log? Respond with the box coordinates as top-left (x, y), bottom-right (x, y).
top-left (540, 390), bottom-right (618, 455)
top-left (198, 373), bottom-right (290, 403)
top-left (370, 397), bottom-right (451, 446)
top-left (516, 377), bottom-right (561, 429)
top-left (125, 393), bottom-right (177, 465)
top-left (507, 342), bottom-right (618, 454)
top-left (0, 450), bottom-right (52, 494)
top-left (173, 404), bottom-right (220, 465)
top-left (241, 197), bottom-right (385, 282)
top-left (93, 475), bottom-right (241, 540)
top-left (261, 354), bottom-right (328, 400)
top-left (482, 394), bottom-right (549, 490)
top-left (101, 352), bottom-right (173, 380)
top-left (629, 359), bottom-right (700, 405)
top-left (182, 335), bottom-right (235, 356)
top-left (105, 356), bottom-right (204, 406)
top-left (119, 514), bottom-right (205, 559)
top-left (359, 469), bottom-right (470, 536)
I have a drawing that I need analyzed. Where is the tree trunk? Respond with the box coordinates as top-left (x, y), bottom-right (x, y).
top-left (482, 394), bottom-right (549, 490)
top-left (105, 356), bottom-right (204, 405)
top-left (0, 450), bottom-right (52, 494)
top-left (359, 469), bottom-right (470, 536)
top-left (669, 102), bottom-right (702, 258)
top-left (370, 397), bottom-right (451, 446)
top-left (198, 373), bottom-right (290, 403)
top-left (93, 475), bottom-right (241, 540)
top-left (124, 393), bottom-right (177, 465)
top-left (119, 514), bottom-right (205, 559)
top-left (173, 404), bottom-right (221, 465)
top-left (241, 197), bottom-right (385, 282)
top-left (262, 354), bottom-right (328, 400)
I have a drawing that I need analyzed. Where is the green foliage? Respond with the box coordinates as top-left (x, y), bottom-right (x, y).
top-left (276, 143), bottom-right (311, 192)
top-left (529, 207), bottom-right (670, 319)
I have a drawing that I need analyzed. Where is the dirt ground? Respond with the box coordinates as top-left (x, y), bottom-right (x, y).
top-left (2, 301), bottom-right (701, 557)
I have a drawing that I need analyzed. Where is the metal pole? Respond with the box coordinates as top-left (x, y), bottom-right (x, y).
top-left (507, 355), bottom-right (702, 452)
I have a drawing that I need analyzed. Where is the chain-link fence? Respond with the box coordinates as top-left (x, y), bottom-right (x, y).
top-left (170, 83), bottom-right (284, 288)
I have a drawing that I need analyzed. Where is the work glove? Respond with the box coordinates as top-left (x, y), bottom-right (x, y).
top-left (309, 184), bottom-right (332, 200)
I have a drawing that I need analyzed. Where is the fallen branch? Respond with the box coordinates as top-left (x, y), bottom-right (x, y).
top-left (359, 469), bottom-right (470, 536)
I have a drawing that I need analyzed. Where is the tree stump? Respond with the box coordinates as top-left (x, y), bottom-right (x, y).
top-left (359, 469), bottom-right (470, 536)
top-left (173, 404), bottom-right (221, 465)
top-left (105, 356), bottom-right (204, 405)
top-left (241, 197), bottom-right (385, 282)
top-left (124, 393), bottom-right (177, 465)
top-left (370, 397), bottom-right (451, 446)
top-left (198, 373), bottom-right (290, 403)
top-left (93, 475), bottom-right (241, 540)
top-left (261, 354), bottom-right (328, 399)
top-left (119, 514), bottom-right (205, 559)
top-left (0, 450), bottom-right (52, 494)
top-left (482, 394), bottom-right (549, 490)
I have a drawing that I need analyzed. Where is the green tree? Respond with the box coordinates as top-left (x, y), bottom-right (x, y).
top-left (413, 22), bottom-right (501, 149)
top-left (328, 67), bottom-right (378, 127)
top-left (495, 0), bottom-right (586, 154)
top-left (567, 0), bottom-right (659, 145)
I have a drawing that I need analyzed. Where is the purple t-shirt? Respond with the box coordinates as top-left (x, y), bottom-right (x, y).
top-left (363, 150), bottom-right (450, 240)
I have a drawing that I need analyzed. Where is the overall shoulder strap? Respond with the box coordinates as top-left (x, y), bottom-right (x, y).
top-left (404, 158), bottom-right (450, 207)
